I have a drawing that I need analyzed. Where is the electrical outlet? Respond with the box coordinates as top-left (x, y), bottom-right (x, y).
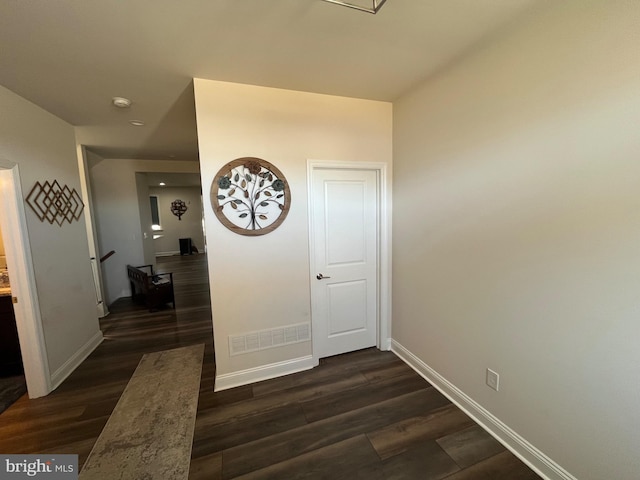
top-left (486, 368), bottom-right (500, 391)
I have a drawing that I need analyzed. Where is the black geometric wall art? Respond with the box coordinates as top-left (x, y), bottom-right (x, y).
top-left (25, 180), bottom-right (85, 226)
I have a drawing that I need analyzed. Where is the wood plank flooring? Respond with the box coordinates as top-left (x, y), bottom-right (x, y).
top-left (192, 348), bottom-right (541, 479)
top-left (0, 254), bottom-right (215, 465)
top-left (0, 253), bottom-right (541, 479)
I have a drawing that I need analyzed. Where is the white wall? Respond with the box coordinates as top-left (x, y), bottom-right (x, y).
top-left (194, 79), bottom-right (392, 380)
top-left (149, 186), bottom-right (204, 255)
top-left (135, 173), bottom-right (156, 266)
top-left (392, 2), bottom-right (640, 479)
top-left (90, 158), bottom-right (200, 304)
top-left (0, 84), bottom-right (102, 377)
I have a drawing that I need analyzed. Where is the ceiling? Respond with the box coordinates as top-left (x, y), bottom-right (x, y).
top-left (144, 172), bottom-right (203, 189)
top-left (0, 0), bottom-right (541, 161)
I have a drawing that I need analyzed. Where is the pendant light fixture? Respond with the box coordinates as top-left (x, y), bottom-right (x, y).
top-left (321, 0), bottom-right (388, 14)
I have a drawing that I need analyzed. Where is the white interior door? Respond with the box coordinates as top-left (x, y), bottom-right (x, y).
top-left (310, 167), bottom-right (378, 359)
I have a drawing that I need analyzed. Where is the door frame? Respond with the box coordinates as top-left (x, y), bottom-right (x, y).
top-left (0, 159), bottom-right (52, 398)
top-left (77, 145), bottom-right (109, 318)
top-left (307, 160), bottom-right (392, 365)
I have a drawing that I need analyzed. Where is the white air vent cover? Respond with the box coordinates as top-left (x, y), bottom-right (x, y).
top-left (229, 322), bottom-right (311, 356)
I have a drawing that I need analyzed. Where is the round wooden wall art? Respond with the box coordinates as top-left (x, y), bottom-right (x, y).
top-left (211, 157), bottom-right (291, 236)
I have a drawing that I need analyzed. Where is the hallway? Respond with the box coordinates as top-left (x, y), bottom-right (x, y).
top-left (0, 253), bottom-right (214, 464)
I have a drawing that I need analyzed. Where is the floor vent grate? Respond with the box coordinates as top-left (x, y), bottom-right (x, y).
top-left (229, 323), bottom-right (311, 356)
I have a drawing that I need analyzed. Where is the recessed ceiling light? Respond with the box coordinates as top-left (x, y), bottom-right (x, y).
top-left (112, 96), bottom-right (132, 108)
top-left (159, 182), bottom-right (166, 186)
top-left (129, 120), bottom-right (145, 126)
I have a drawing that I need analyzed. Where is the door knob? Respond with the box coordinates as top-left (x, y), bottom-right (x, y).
top-left (316, 273), bottom-right (331, 280)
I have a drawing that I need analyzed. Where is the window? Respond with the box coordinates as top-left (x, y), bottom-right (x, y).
top-left (150, 195), bottom-right (162, 231)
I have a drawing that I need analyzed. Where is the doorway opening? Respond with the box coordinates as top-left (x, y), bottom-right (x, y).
top-left (0, 224), bottom-right (25, 412)
top-left (0, 162), bottom-right (51, 401)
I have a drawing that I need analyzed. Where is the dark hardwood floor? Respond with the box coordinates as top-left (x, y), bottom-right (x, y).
top-left (0, 253), bottom-right (540, 479)
top-left (0, 253), bottom-right (215, 464)
top-left (191, 347), bottom-right (541, 480)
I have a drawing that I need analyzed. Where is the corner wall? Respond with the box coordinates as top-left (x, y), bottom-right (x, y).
top-left (0, 84), bottom-right (102, 381)
top-left (392, 2), bottom-right (640, 479)
top-left (194, 79), bottom-right (392, 382)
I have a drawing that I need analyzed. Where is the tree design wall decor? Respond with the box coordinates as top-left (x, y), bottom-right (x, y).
top-left (170, 199), bottom-right (188, 220)
top-left (211, 157), bottom-right (291, 236)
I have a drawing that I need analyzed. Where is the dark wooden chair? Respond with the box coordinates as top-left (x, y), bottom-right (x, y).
top-left (127, 264), bottom-right (175, 312)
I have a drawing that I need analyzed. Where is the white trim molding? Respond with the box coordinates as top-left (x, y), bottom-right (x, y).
top-left (156, 250), bottom-right (180, 257)
top-left (391, 340), bottom-right (577, 480)
top-left (77, 145), bottom-right (110, 319)
top-left (307, 160), bottom-right (392, 363)
top-left (51, 330), bottom-right (104, 390)
top-left (0, 162), bottom-right (52, 398)
top-left (214, 355), bottom-right (314, 392)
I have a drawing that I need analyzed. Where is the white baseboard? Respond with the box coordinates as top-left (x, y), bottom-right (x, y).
top-left (156, 250), bottom-right (180, 257)
top-left (391, 340), bottom-right (576, 480)
top-left (214, 355), bottom-right (315, 392)
top-left (50, 330), bottom-right (104, 390)
top-left (97, 301), bottom-right (109, 318)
